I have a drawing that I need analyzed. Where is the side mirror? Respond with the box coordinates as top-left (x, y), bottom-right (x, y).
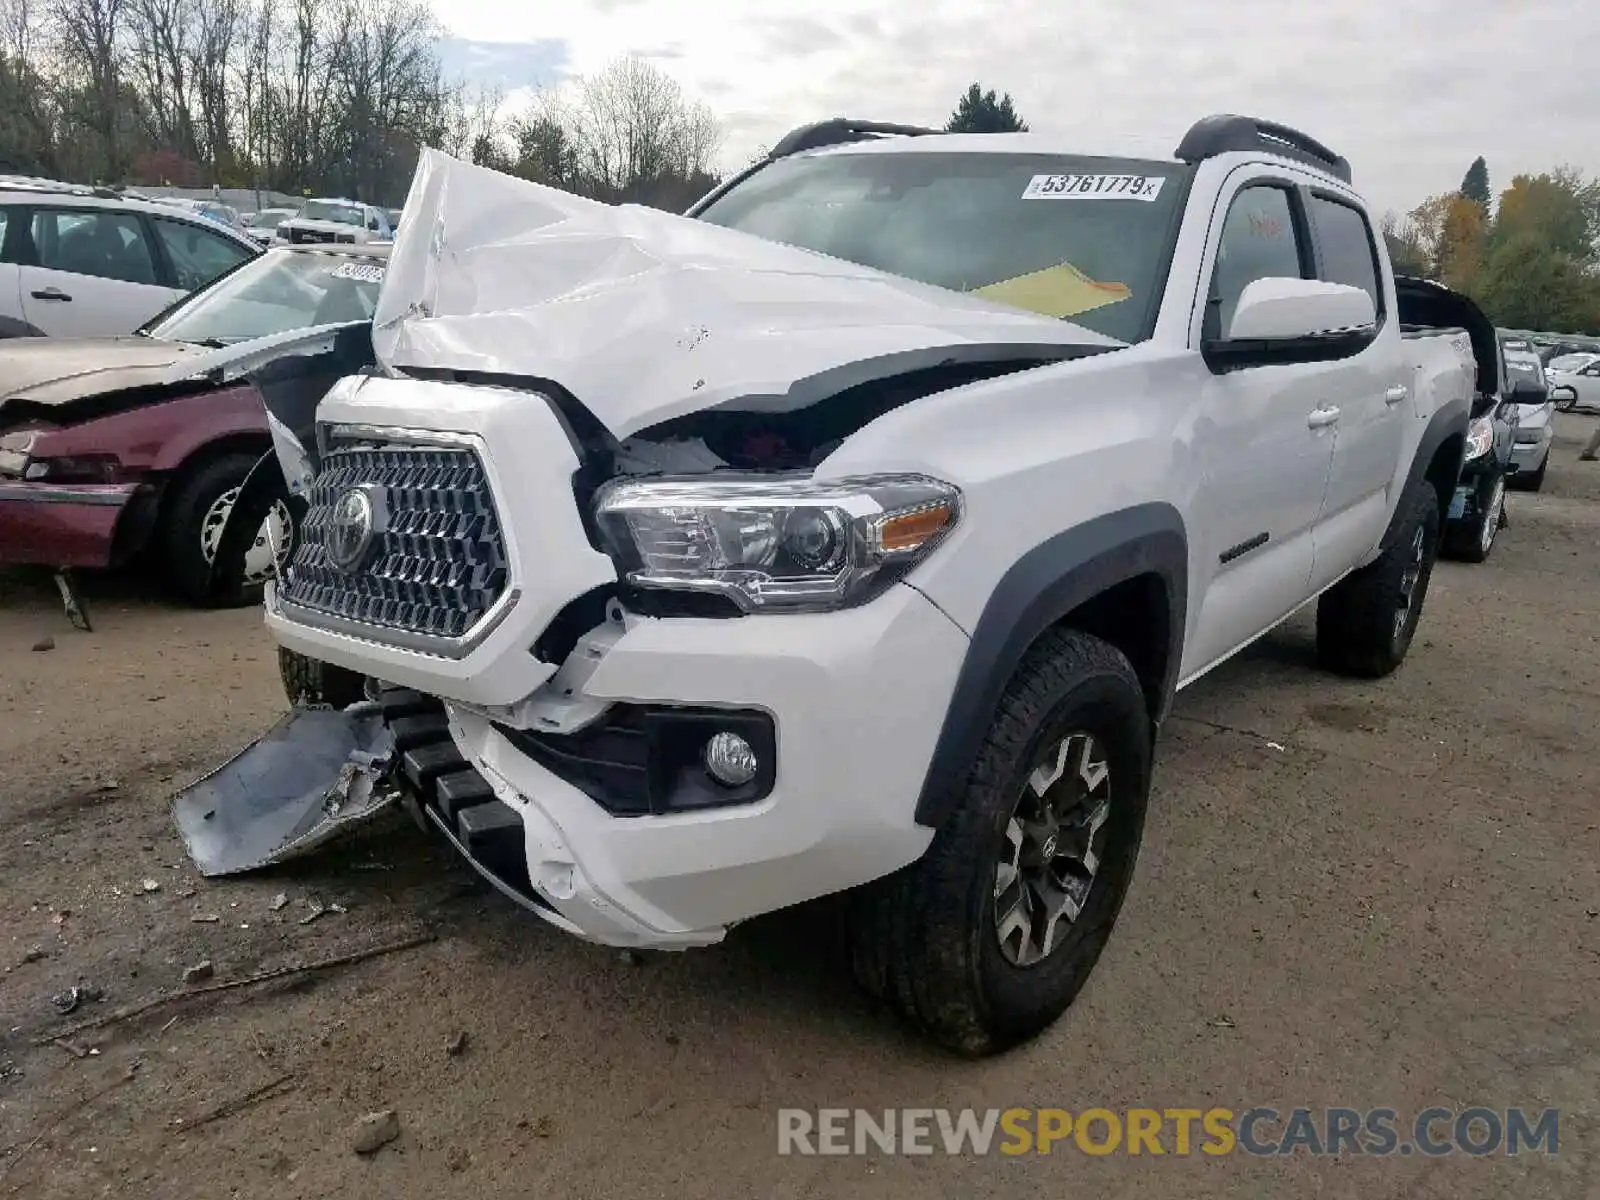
top-left (1508, 378), bottom-right (1548, 404)
top-left (1205, 278), bottom-right (1377, 371)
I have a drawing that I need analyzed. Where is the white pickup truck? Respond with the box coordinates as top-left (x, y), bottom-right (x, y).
top-left (254, 117), bottom-right (1489, 1055)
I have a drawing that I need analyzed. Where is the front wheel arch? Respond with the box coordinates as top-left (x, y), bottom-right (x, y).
top-left (913, 504), bottom-right (1187, 830)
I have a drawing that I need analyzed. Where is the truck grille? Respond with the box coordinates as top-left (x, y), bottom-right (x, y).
top-left (288, 227), bottom-right (335, 244)
top-left (279, 442), bottom-right (510, 646)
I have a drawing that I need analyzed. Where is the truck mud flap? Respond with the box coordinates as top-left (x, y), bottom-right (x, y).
top-left (172, 702), bottom-right (398, 876)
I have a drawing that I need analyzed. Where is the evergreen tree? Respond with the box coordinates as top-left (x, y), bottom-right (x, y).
top-left (1460, 157), bottom-right (1490, 208)
top-left (944, 84), bottom-right (1029, 134)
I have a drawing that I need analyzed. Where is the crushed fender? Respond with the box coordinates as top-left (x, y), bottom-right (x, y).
top-left (172, 702), bottom-right (398, 876)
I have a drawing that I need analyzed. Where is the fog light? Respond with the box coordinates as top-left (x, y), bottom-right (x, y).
top-left (703, 731), bottom-right (758, 787)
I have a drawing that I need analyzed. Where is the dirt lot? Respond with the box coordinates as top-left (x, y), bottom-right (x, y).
top-left (2, 416), bottom-right (1597, 1200)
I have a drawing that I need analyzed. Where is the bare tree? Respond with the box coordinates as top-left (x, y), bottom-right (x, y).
top-left (564, 54), bottom-right (723, 205)
top-left (46, 0), bottom-right (133, 178)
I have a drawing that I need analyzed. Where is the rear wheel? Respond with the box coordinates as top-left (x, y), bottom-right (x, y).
top-left (1316, 483), bottom-right (1441, 679)
top-left (849, 628), bottom-right (1151, 1056)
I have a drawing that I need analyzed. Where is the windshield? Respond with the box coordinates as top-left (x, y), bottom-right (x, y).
top-left (302, 201), bottom-right (364, 226)
top-left (1505, 357), bottom-right (1544, 385)
top-left (245, 209), bottom-right (293, 229)
top-left (142, 251), bottom-right (385, 345)
top-left (694, 151), bottom-right (1190, 343)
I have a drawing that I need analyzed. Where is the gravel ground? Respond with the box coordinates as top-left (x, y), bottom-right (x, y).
top-left (1, 416), bottom-right (1597, 1200)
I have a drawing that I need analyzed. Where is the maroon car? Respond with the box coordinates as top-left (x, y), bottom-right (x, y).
top-left (0, 243), bottom-right (387, 605)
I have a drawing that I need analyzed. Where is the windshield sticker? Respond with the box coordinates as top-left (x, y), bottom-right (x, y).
top-left (970, 262), bottom-right (1132, 320)
top-left (330, 262), bottom-right (386, 283)
top-left (1021, 174), bottom-right (1166, 202)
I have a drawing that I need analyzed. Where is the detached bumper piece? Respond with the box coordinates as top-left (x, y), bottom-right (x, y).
top-left (377, 688), bottom-right (557, 920)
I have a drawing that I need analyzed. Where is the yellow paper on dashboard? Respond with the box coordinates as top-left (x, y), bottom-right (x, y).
top-left (971, 262), bottom-right (1131, 319)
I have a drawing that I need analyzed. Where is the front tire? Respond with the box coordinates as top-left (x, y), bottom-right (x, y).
top-left (161, 454), bottom-right (285, 607)
top-left (1316, 483), bottom-right (1441, 679)
top-left (278, 647), bottom-right (369, 709)
top-left (1442, 470), bottom-right (1504, 564)
top-left (850, 628), bottom-right (1151, 1056)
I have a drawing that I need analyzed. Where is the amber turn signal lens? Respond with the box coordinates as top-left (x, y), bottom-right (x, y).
top-left (878, 502), bottom-right (954, 553)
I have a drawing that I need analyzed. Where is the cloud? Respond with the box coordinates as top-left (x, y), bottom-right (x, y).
top-left (433, 37), bottom-right (570, 93)
top-left (443, 0), bottom-right (1600, 216)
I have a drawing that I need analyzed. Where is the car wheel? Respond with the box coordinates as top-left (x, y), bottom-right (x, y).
top-left (1316, 482), bottom-right (1442, 679)
top-left (162, 454), bottom-right (286, 607)
top-left (1442, 470), bottom-right (1504, 564)
top-left (849, 628), bottom-right (1151, 1056)
top-left (278, 647), bottom-right (370, 710)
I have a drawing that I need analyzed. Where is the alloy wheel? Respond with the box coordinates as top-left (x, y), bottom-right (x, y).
top-left (1479, 476), bottom-right (1505, 555)
top-left (993, 731), bottom-right (1113, 968)
top-left (1393, 524), bottom-right (1427, 643)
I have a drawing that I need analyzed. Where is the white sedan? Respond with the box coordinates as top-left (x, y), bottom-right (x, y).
top-left (1546, 352), bottom-right (1600, 414)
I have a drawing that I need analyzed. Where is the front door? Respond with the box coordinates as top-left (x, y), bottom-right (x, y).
top-left (1183, 177), bottom-right (1335, 679)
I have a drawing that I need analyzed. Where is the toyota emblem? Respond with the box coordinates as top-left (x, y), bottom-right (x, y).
top-left (327, 486), bottom-right (377, 572)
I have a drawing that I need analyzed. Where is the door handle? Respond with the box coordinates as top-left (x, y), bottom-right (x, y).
top-left (30, 288), bottom-right (72, 302)
top-left (1307, 406), bottom-right (1341, 429)
top-left (1385, 385), bottom-right (1408, 405)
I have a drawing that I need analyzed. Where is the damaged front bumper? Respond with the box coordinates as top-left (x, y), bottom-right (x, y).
top-left (0, 480), bottom-right (148, 568)
top-left (172, 702), bottom-right (398, 875)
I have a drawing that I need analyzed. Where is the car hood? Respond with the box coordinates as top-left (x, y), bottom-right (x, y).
top-left (1516, 402), bottom-right (1553, 426)
top-left (0, 336), bottom-right (201, 407)
top-left (284, 218), bottom-right (362, 234)
top-left (373, 149), bottom-right (1124, 440)
top-left (0, 323), bottom-right (369, 426)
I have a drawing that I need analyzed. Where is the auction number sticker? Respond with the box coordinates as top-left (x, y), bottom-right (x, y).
top-left (1022, 174), bottom-right (1166, 201)
top-left (330, 261), bottom-right (386, 283)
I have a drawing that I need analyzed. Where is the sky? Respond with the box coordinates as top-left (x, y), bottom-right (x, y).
top-left (435, 0), bottom-right (1599, 219)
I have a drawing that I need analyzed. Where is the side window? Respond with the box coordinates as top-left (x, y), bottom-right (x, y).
top-left (1206, 184), bottom-right (1305, 340)
top-left (1309, 195), bottom-right (1383, 319)
top-left (0, 207), bottom-right (10, 261)
top-left (31, 209), bottom-right (159, 285)
top-left (152, 218), bottom-right (252, 291)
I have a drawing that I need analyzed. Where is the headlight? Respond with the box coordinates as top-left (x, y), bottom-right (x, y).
top-left (593, 473), bottom-right (962, 613)
top-left (0, 429), bottom-right (44, 478)
top-left (1463, 416), bottom-right (1494, 462)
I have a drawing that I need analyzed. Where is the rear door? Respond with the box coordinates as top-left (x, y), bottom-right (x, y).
top-left (19, 206), bottom-right (179, 335)
top-left (1303, 191), bottom-right (1406, 593)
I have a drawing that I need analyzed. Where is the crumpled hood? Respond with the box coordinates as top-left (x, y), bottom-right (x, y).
top-left (374, 149), bottom-right (1123, 440)
top-left (0, 336), bottom-right (199, 407)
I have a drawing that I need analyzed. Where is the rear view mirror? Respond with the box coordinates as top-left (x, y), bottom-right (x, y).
top-left (1508, 378), bottom-right (1548, 404)
top-left (1226, 278), bottom-right (1376, 342)
top-left (1204, 278), bottom-right (1377, 372)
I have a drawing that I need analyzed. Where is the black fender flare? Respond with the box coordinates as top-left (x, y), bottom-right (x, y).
top-left (913, 502), bottom-right (1188, 829)
top-left (1381, 395), bottom-right (1469, 549)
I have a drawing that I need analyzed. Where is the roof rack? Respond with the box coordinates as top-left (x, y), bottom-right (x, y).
top-left (768, 118), bottom-right (944, 160)
top-left (0, 174), bottom-right (147, 200)
top-left (1174, 114), bottom-right (1352, 184)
